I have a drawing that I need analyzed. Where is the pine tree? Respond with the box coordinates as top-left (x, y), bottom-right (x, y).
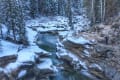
top-left (67, 0), bottom-right (73, 29)
top-left (3, 0), bottom-right (28, 45)
top-left (30, 0), bottom-right (38, 18)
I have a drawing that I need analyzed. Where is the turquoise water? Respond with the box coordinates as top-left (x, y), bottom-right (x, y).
top-left (37, 33), bottom-right (92, 80)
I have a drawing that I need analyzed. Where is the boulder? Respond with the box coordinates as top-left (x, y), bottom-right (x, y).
top-left (0, 71), bottom-right (9, 80)
top-left (60, 55), bottom-right (73, 62)
top-left (92, 44), bottom-right (114, 58)
top-left (35, 52), bottom-right (51, 58)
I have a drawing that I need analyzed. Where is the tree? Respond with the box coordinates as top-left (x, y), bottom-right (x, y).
top-left (67, 0), bottom-right (73, 29)
top-left (1, 0), bottom-right (28, 45)
top-left (30, 0), bottom-right (39, 18)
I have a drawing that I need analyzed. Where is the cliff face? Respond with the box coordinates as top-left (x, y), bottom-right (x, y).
top-left (62, 22), bottom-right (120, 80)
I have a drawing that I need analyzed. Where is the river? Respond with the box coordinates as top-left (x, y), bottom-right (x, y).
top-left (36, 33), bottom-right (92, 80)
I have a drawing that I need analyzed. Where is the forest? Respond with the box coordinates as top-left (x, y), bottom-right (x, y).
top-left (0, 0), bottom-right (120, 80)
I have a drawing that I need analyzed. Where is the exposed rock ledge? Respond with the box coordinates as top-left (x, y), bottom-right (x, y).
top-left (61, 23), bottom-right (120, 80)
top-left (0, 52), bottom-right (56, 80)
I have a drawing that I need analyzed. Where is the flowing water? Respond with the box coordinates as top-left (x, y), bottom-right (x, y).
top-left (37, 33), bottom-right (92, 80)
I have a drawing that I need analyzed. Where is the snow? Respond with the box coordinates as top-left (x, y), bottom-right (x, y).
top-left (0, 67), bottom-right (3, 71)
top-left (83, 50), bottom-right (90, 57)
top-left (17, 46), bottom-right (47, 62)
top-left (67, 36), bottom-right (91, 45)
top-left (0, 20), bottom-right (54, 73)
top-left (58, 31), bottom-right (69, 38)
top-left (0, 40), bottom-right (19, 57)
top-left (26, 27), bottom-right (37, 45)
top-left (56, 49), bottom-right (87, 69)
top-left (57, 38), bottom-right (90, 70)
top-left (17, 50), bottom-right (35, 62)
top-left (73, 15), bottom-right (90, 31)
top-left (26, 16), bottom-right (70, 32)
top-left (0, 15), bottom-right (91, 75)
top-left (89, 63), bottom-right (103, 71)
top-left (56, 43), bottom-right (87, 69)
top-left (0, 24), bottom-right (7, 35)
top-left (37, 58), bottom-right (53, 70)
top-left (4, 62), bottom-right (21, 73)
top-left (18, 70), bottom-right (27, 78)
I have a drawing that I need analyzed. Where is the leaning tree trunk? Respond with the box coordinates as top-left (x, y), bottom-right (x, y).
top-left (67, 0), bottom-right (73, 30)
top-left (91, 0), bottom-right (95, 24)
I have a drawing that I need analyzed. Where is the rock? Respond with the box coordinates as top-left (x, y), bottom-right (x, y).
top-left (0, 55), bottom-right (17, 67)
top-left (112, 72), bottom-right (120, 80)
top-left (0, 71), bottom-right (9, 80)
top-left (34, 66), bottom-right (54, 79)
top-left (63, 40), bottom-right (85, 49)
top-left (19, 61), bottom-right (35, 69)
top-left (35, 52), bottom-right (51, 58)
top-left (93, 44), bottom-right (113, 58)
top-left (60, 55), bottom-right (73, 62)
top-left (17, 70), bottom-right (27, 79)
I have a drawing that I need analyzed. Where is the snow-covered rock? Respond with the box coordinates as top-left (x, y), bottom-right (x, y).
top-left (0, 40), bottom-right (19, 57)
top-left (17, 70), bottom-right (27, 79)
top-left (67, 36), bottom-right (91, 45)
top-left (26, 16), bottom-right (70, 32)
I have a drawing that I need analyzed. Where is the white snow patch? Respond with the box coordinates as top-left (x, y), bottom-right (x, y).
top-left (5, 62), bottom-right (21, 73)
top-left (26, 27), bottom-right (37, 45)
top-left (37, 58), bottom-right (53, 70)
top-left (58, 31), bottom-right (69, 38)
top-left (57, 44), bottom-right (87, 69)
top-left (83, 50), bottom-right (90, 57)
top-left (17, 45), bottom-right (45, 62)
top-left (0, 40), bottom-right (19, 57)
top-left (18, 70), bottom-right (27, 78)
